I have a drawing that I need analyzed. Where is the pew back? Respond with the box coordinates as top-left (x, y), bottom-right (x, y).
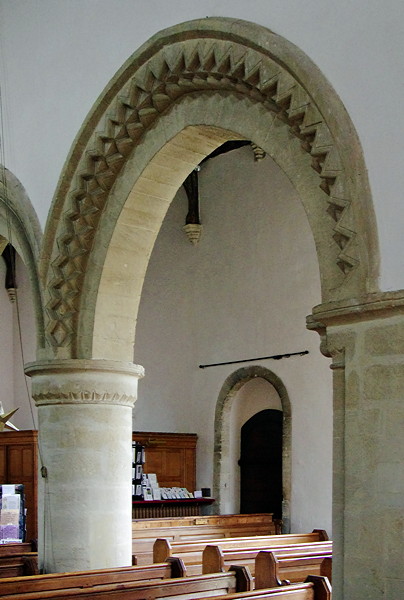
top-left (188, 576), bottom-right (332, 600)
top-left (133, 513), bottom-right (280, 565)
top-left (0, 552), bottom-right (38, 577)
top-left (154, 530), bottom-right (328, 563)
top-left (0, 568), bottom-right (252, 600)
top-left (0, 557), bottom-right (185, 596)
top-left (203, 541), bottom-right (332, 577)
top-left (0, 543), bottom-right (36, 556)
top-left (255, 551), bottom-right (332, 588)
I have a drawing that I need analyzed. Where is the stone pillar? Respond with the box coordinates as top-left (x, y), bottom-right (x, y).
top-left (25, 359), bottom-right (144, 573)
top-left (329, 342), bottom-right (347, 600)
top-left (309, 291), bottom-right (404, 600)
top-left (308, 321), bottom-right (348, 600)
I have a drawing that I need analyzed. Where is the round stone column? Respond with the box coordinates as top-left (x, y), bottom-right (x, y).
top-left (25, 359), bottom-right (144, 573)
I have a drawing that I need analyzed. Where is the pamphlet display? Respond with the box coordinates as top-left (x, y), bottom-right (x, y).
top-left (132, 441), bottom-right (145, 500)
top-left (0, 484), bottom-right (25, 543)
top-left (132, 440), bottom-right (194, 500)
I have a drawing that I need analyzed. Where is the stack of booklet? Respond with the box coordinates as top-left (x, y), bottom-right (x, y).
top-left (0, 484), bottom-right (25, 543)
top-left (160, 487), bottom-right (194, 500)
top-left (131, 441), bottom-right (195, 501)
top-left (132, 442), bottom-right (145, 499)
top-left (142, 474), bottom-right (194, 501)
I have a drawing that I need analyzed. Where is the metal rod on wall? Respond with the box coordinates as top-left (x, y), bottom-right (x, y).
top-left (199, 350), bottom-right (309, 369)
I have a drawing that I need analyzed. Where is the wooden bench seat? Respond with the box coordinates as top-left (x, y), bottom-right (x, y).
top-left (255, 551), bottom-right (332, 588)
top-left (202, 541), bottom-right (332, 577)
top-left (0, 557), bottom-right (186, 596)
top-left (0, 567), bottom-right (252, 599)
top-left (153, 530), bottom-right (329, 575)
top-left (133, 513), bottom-right (280, 565)
top-left (188, 576), bottom-right (332, 600)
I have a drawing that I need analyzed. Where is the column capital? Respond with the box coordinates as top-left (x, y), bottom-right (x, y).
top-left (25, 358), bottom-right (144, 407)
top-left (308, 290), bottom-right (404, 329)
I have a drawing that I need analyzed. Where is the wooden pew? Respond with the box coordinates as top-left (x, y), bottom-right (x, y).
top-left (255, 551), bottom-right (332, 588)
top-left (203, 542), bottom-right (332, 578)
top-left (0, 543), bottom-right (38, 577)
top-left (0, 566), bottom-right (253, 599)
top-left (154, 530), bottom-right (329, 575)
top-left (0, 557), bottom-right (186, 596)
top-left (187, 576), bottom-right (332, 600)
top-left (133, 513), bottom-right (280, 565)
top-left (0, 553), bottom-right (38, 577)
top-left (0, 542), bottom-right (37, 556)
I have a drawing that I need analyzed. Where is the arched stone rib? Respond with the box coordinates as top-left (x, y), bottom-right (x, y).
top-left (44, 36), bottom-right (360, 351)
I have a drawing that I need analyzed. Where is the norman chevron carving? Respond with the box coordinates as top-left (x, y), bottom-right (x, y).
top-left (45, 33), bottom-right (359, 351)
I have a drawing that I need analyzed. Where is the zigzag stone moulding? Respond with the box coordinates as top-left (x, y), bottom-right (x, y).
top-left (43, 18), bottom-right (376, 355)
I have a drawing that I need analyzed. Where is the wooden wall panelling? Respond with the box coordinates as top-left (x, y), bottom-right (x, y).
top-left (0, 430), bottom-right (38, 543)
top-left (132, 432), bottom-right (197, 492)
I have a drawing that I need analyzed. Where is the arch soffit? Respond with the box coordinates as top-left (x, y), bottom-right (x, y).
top-left (41, 17), bottom-right (379, 359)
top-left (0, 167), bottom-right (44, 347)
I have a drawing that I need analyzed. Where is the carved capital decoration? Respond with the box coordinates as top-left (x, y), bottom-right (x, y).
top-left (42, 19), bottom-right (377, 356)
top-left (306, 316), bottom-right (346, 369)
top-left (25, 359), bottom-right (144, 408)
top-left (32, 391), bottom-right (138, 408)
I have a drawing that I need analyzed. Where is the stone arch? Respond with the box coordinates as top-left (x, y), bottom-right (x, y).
top-left (213, 366), bottom-right (291, 530)
top-left (0, 166), bottom-right (44, 347)
top-left (40, 17), bottom-right (379, 360)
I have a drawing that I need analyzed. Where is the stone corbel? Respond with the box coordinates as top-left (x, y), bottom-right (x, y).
top-left (250, 143), bottom-right (266, 161)
top-left (306, 315), bottom-right (345, 369)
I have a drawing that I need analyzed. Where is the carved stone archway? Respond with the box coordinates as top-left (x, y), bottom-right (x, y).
top-left (213, 366), bottom-right (292, 531)
top-left (39, 17), bottom-right (379, 360)
top-left (27, 20), bottom-right (397, 595)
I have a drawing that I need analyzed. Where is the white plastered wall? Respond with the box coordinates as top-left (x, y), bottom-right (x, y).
top-left (133, 147), bottom-right (333, 534)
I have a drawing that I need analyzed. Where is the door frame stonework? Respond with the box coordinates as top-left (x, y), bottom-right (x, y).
top-left (213, 366), bottom-right (291, 532)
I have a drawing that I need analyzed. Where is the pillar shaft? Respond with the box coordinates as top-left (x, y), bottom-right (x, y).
top-left (330, 351), bottom-right (346, 600)
top-left (309, 291), bottom-right (404, 600)
top-left (25, 359), bottom-right (144, 573)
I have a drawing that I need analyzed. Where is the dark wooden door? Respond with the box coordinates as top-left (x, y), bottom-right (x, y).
top-left (239, 409), bottom-right (283, 519)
